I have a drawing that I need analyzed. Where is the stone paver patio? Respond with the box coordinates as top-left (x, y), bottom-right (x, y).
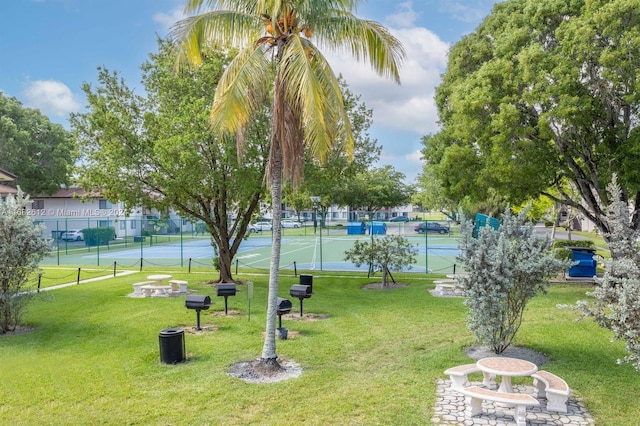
top-left (432, 378), bottom-right (595, 425)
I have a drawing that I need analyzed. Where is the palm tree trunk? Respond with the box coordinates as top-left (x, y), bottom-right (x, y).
top-left (261, 142), bottom-right (283, 364)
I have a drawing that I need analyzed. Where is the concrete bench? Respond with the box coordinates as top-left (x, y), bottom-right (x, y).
top-left (140, 284), bottom-right (171, 297)
top-left (460, 386), bottom-right (539, 426)
top-left (432, 280), bottom-right (465, 297)
top-left (531, 370), bottom-right (570, 413)
top-left (444, 364), bottom-right (496, 391)
top-left (169, 280), bottom-right (188, 294)
top-left (434, 279), bottom-right (456, 284)
top-left (132, 281), bottom-right (154, 296)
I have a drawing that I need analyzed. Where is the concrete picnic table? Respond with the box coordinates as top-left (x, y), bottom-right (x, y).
top-left (147, 274), bottom-right (172, 285)
top-left (476, 357), bottom-right (538, 393)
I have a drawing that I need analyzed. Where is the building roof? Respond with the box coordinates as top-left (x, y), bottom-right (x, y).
top-left (35, 187), bottom-right (98, 199)
top-left (0, 167), bottom-right (17, 182)
top-left (0, 183), bottom-right (18, 196)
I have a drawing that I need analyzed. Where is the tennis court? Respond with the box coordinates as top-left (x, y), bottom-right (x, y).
top-left (42, 232), bottom-right (461, 274)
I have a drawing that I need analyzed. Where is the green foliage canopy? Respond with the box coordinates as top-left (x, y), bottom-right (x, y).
top-left (423, 0), bottom-right (640, 237)
top-left (71, 40), bottom-right (270, 282)
top-left (0, 93), bottom-right (74, 195)
top-left (335, 165), bottom-right (414, 217)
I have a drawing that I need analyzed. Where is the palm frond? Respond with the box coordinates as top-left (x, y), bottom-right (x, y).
top-left (209, 44), bottom-right (272, 138)
top-left (314, 12), bottom-right (406, 84)
top-left (278, 35), bottom-right (353, 163)
top-left (183, 0), bottom-right (261, 15)
top-left (170, 10), bottom-right (264, 67)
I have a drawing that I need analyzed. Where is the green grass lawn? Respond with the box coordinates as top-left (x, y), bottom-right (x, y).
top-left (1, 269), bottom-right (637, 425)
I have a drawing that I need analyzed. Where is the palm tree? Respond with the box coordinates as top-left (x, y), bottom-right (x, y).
top-left (171, 0), bottom-right (405, 370)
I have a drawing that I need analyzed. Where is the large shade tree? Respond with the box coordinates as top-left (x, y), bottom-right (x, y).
top-left (171, 0), bottom-right (405, 369)
top-left (422, 0), bottom-right (640, 246)
top-left (335, 165), bottom-right (414, 220)
top-left (72, 41), bottom-right (270, 283)
top-left (0, 93), bottom-right (75, 195)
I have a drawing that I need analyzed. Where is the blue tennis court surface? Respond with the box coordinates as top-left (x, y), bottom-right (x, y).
top-left (46, 234), bottom-right (461, 274)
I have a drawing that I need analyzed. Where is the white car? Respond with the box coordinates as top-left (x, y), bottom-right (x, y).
top-left (281, 220), bottom-right (301, 228)
top-left (61, 230), bottom-right (84, 241)
top-left (248, 222), bottom-right (272, 232)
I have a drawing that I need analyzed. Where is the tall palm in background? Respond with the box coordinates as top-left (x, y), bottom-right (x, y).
top-left (171, 0), bottom-right (405, 369)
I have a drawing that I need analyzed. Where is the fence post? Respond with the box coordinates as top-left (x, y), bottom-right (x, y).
top-left (140, 258), bottom-right (143, 272)
top-left (188, 258), bottom-right (192, 273)
top-left (235, 259), bottom-right (239, 275)
top-left (113, 261), bottom-right (117, 277)
top-left (294, 261), bottom-right (297, 277)
top-left (77, 268), bottom-right (81, 285)
top-left (38, 273), bottom-right (42, 293)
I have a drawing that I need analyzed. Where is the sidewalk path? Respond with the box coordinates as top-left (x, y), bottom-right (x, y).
top-left (37, 270), bottom-right (138, 292)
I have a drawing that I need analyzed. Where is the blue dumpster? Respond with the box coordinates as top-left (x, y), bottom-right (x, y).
top-left (347, 222), bottom-right (366, 235)
top-left (369, 221), bottom-right (387, 235)
top-left (568, 247), bottom-right (597, 277)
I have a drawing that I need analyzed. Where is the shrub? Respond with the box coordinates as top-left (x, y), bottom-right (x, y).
top-left (344, 235), bottom-right (417, 288)
top-left (83, 227), bottom-right (115, 246)
top-left (458, 206), bottom-right (570, 353)
top-left (570, 178), bottom-right (640, 370)
top-left (0, 189), bottom-right (50, 332)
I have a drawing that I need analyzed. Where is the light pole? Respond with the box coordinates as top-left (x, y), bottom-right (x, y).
top-left (310, 196), bottom-right (322, 271)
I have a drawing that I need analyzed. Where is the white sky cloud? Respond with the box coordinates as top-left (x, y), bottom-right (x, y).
top-left (153, 6), bottom-right (186, 32)
top-left (387, 1), bottom-right (419, 28)
top-left (22, 80), bottom-right (81, 117)
top-left (407, 149), bottom-right (424, 163)
top-left (443, 1), bottom-right (493, 23)
top-left (327, 24), bottom-right (449, 137)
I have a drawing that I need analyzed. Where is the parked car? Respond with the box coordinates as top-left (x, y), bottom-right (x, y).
top-left (414, 222), bottom-right (449, 234)
top-left (281, 219), bottom-right (301, 228)
top-left (389, 216), bottom-right (410, 222)
top-left (248, 222), bottom-right (272, 232)
top-left (61, 229), bottom-right (84, 241)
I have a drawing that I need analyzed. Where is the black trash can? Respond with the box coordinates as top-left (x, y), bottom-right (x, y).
top-left (159, 327), bottom-right (185, 364)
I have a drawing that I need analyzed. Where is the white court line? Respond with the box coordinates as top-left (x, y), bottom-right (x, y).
top-left (242, 238), bottom-right (320, 267)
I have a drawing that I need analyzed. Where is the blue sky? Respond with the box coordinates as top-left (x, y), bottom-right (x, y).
top-left (0, 0), bottom-right (499, 183)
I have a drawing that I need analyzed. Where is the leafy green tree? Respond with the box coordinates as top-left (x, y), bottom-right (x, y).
top-left (458, 206), bottom-right (569, 353)
top-left (71, 41), bottom-right (270, 283)
top-left (572, 177), bottom-right (640, 370)
top-left (344, 235), bottom-right (417, 288)
top-left (413, 153), bottom-right (460, 221)
top-left (423, 0), bottom-right (640, 243)
top-left (0, 189), bottom-right (50, 333)
top-left (336, 166), bottom-right (414, 220)
top-left (171, 0), bottom-right (405, 369)
top-left (0, 93), bottom-right (74, 195)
